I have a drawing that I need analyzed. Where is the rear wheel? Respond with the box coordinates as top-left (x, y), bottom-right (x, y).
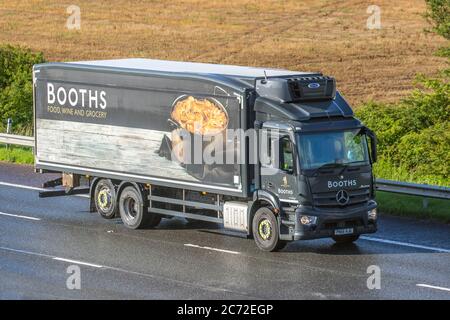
top-left (332, 234), bottom-right (360, 244)
top-left (119, 185), bottom-right (160, 229)
top-left (94, 179), bottom-right (118, 219)
top-left (252, 207), bottom-right (286, 252)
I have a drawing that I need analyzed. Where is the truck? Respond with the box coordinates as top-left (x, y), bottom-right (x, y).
top-left (32, 58), bottom-right (378, 251)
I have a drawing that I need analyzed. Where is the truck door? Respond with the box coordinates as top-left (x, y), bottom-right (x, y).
top-left (260, 127), bottom-right (298, 203)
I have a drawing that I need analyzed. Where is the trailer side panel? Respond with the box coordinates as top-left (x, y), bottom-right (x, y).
top-left (34, 65), bottom-right (246, 196)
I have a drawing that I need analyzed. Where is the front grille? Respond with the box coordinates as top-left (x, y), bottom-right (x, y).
top-left (313, 188), bottom-right (370, 209)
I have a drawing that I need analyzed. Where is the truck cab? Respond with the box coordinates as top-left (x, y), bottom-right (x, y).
top-left (250, 76), bottom-right (378, 250)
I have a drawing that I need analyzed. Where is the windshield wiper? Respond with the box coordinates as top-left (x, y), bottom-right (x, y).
top-left (312, 162), bottom-right (347, 175)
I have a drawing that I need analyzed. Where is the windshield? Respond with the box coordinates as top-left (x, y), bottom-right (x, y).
top-left (297, 129), bottom-right (369, 170)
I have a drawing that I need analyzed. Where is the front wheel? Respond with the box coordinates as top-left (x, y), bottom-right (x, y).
top-left (252, 207), bottom-right (286, 252)
top-left (332, 234), bottom-right (360, 244)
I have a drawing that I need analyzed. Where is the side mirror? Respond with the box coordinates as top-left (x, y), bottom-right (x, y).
top-left (365, 127), bottom-right (377, 163)
top-left (281, 166), bottom-right (295, 175)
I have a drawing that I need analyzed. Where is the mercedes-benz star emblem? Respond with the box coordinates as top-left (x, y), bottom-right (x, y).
top-left (336, 190), bottom-right (349, 206)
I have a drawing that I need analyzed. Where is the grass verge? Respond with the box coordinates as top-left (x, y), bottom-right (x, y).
top-left (0, 145), bottom-right (34, 164)
top-left (376, 191), bottom-right (450, 223)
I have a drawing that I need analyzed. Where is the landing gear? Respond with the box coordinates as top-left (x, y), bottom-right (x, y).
top-left (252, 207), bottom-right (286, 252)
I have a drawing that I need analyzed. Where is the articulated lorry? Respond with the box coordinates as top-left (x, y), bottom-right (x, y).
top-left (33, 59), bottom-right (378, 251)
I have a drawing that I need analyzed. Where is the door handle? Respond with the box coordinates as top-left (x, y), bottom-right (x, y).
top-left (267, 182), bottom-right (274, 188)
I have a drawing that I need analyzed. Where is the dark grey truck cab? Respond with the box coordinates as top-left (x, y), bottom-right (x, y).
top-left (251, 76), bottom-right (378, 249)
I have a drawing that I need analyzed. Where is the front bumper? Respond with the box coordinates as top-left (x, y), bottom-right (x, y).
top-left (280, 201), bottom-right (377, 241)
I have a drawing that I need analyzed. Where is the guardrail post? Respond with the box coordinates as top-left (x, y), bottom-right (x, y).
top-left (6, 118), bottom-right (12, 156)
top-left (6, 118), bottom-right (12, 134)
top-left (422, 198), bottom-right (429, 210)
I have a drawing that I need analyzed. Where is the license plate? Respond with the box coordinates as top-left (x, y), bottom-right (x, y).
top-left (334, 228), bottom-right (354, 236)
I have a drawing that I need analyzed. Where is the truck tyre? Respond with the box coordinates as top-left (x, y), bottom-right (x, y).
top-left (252, 207), bottom-right (286, 252)
top-left (119, 185), bottom-right (160, 229)
top-left (332, 234), bottom-right (360, 244)
top-left (94, 179), bottom-right (118, 219)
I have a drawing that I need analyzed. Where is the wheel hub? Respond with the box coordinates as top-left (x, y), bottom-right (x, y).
top-left (124, 197), bottom-right (138, 219)
top-left (258, 219), bottom-right (272, 241)
top-left (97, 188), bottom-right (111, 209)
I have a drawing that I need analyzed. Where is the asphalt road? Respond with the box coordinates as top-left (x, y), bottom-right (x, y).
top-left (0, 162), bottom-right (449, 300)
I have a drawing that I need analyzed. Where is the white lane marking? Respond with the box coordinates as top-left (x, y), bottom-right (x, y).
top-left (0, 181), bottom-right (89, 198)
top-left (0, 181), bottom-right (44, 191)
top-left (417, 284), bottom-right (450, 293)
top-left (0, 211), bottom-right (41, 221)
top-left (184, 243), bottom-right (241, 255)
top-left (361, 236), bottom-right (450, 253)
top-left (0, 246), bottom-right (54, 259)
top-left (0, 246), bottom-right (103, 268)
top-left (53, 257), bottom-right (103, 268)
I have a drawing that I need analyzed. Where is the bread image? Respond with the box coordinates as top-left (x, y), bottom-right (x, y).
top-left (171, 96), bottom-right (228, 135)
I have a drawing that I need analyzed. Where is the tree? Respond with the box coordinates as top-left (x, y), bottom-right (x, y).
top-left (0, 45), bottom-right (45, 133)
top-left (425, 0), bottom-right (450, 40)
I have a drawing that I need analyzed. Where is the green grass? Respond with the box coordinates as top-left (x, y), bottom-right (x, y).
top-left (376, 191), bottom-right (450, 223)
top-left (0, 145), bottom-right (34, 164)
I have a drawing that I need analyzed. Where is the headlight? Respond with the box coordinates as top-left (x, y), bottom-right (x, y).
top-left (300, 215), bottom-right (317, 225)
top-left (368, 208), bottom-right (377, 221)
